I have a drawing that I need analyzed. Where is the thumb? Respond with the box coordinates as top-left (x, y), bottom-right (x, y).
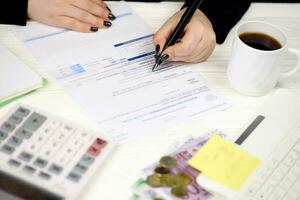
top-left (153, 19), bottom-right (177, 55)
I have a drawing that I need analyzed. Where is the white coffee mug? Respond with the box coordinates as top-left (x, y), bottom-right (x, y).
top-left (227, 21), bottom-right (300, 96)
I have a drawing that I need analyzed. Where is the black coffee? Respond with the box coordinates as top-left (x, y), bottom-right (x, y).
top-left (239, 32), bottom-right (282, 51)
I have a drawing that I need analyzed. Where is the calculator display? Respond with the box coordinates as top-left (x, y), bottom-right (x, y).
top-left (0, 170), bottom-right (63, 200)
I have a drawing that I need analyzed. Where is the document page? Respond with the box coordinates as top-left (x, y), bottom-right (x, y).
top-left (12, 2), bottom-right (230, 143)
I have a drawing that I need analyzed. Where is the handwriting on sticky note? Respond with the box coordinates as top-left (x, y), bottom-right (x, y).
top-left (188, 134), bottom-right (261, 190)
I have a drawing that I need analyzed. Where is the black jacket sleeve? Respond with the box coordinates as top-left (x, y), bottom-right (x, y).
top-left (0, 0), bottom-right (28, 26)
top-left (183, 0), bottom-right (251, 44)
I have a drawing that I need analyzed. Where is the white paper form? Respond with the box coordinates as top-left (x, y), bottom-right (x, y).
top-left (11, 2), bottom-right (230, 143)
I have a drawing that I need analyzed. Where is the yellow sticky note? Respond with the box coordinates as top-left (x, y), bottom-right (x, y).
top-left (188, 134), bottom-right (261, 190)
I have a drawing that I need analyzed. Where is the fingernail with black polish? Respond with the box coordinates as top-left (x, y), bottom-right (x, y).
top-left (106, 6), bottom-right (112, 13)
top-left (103, 21), bottom-right (112, 27)
top-left (155, 45), bottom-right (160, 56)
top-left (90, 27), bottom-right (98, 32)
top-left (108, 13), bottom-right (116, 21)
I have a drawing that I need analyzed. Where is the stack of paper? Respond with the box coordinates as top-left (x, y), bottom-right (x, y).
top-left (0, 43), bottom-right (43, 106)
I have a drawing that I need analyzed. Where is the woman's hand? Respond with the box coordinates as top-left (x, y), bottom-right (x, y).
top-left (28, 0), bottom-right (116, 32)
top-left (154, 9), bottom-right (216, 63)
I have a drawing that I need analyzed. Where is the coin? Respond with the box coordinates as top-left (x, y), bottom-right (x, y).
top-left (173, 173), bottom-right (192, 187)
top-left (159, 156), bottom-right (177, 168)
top-left (171, 186), bottom-right (188, 198)
top-left (159, 174), bottom-right (176, 187)
top-left (146, 174), bottom-right (164, 187)
top-left (154, 166), bottom-right (171, 175)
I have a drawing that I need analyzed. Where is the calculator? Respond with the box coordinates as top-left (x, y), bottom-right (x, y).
top-left (0, 104), bottom-right (114, 200)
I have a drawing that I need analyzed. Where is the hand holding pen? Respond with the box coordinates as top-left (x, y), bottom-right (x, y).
top-left (152, 0), bottom-right (216, 71)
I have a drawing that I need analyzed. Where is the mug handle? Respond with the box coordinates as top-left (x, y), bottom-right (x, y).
top-left (280, 48), bottom-right (300, 79)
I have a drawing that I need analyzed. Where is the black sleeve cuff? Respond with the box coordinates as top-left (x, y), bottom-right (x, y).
top-left (0, 0), bottom-right (28, 26)
top-left (183, 0), bottom-right (251, 44)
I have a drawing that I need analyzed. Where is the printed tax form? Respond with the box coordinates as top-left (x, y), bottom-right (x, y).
top-left (12, 2), bottom-right (230, 143)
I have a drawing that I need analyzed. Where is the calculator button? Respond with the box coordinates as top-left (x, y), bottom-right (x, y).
top-left (70, 139), bottom-right (83, 151)
top-left (55, 157), bottom-right (69, 166)
top-left (81, 132), bottom-right (88, 138)
top-left (87, 146), bottom-right (101, 157)
top-left (23, 165), bottom-right (36, 174)
top-left (0, 130), bottom-right (8, 141)
top-left (7, 136), bottom-right (23, 147)
top-left (28, 144), bottom-right (38, 152)
top-left (0, 145), bottom-right (15, 155)
top-left (23, 112), bottom-right (47, 132)
top-left (15, 128), bottom-right (33, 139)
top-left (73, 164), bottom-right (88, 175)
top-left (33, 158), bottom-right (48, 168)
top-left (1, 122), bottom-right (15, 133)
top-left (47, 120), bottom-right (60, 129)
top-left (78, 132), bottom-right (93, 142)
top-left (58, 133), bottom-right (67, 140)
top-left (92, 138), bottom-right (107, 149)
top-left (15, 107), bottom-right (30, 117)
top-left (8, 159), bottom-right (21, 168)
top-left (40, 126), bottom-right (52, 137)
top-left (80, 154), bottom-right (95, 166)
top-left (63, 125), bottom-right (73, 132)
top-left (41, 149), bottom-right (54, 159)
top-left (48, 164), bottom-right (63, 175)
top-left (37, 136), bottom-right (44, 142)
top-left (18, 152), bottom-right (33, 162)
top-left (51, 141), bottom-right (59, 148)
top-left (8, 114), bottom-right (23, 125)
top-left (38, 172), bottom-right (51, 180)
top-left (67, 172), bottom-right (81, 183)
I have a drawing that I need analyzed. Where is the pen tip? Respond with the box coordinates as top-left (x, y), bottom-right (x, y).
top-left (152, 63), bottom-right (159, 72)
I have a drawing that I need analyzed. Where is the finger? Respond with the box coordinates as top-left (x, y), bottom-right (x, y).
top-left (153, 19), bottom-right (178, 54)
top-left (183, 39), bottom-right (215, 63)
top-left (91, 0), bottom-right (112, 15)
top-left (188, 47), bottom-right (212, 63)
top-left (184, 31), bottom-right (216, 62)
top-left (175, 37), bottom-right (206, 61)
top-left (153, 8), bottom-right (188, 55)
top-left (91, 0), bottom-right (105, 6)
top-left (66, 5), bottom-right (111, 28)
top-left (174, 40), bottom-right (205, 62)
top-left (98, 1), bottom-right (111, 11)
top-left (57, 16), bottom-right (93, 32)
top-left (162, 25), bottom-right (202, 60)
top-left (72, 0), bottom-right (110, 19)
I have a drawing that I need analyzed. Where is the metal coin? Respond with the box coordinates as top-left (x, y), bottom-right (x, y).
top-left (173, 173), bottom-right (192, 187)
top-left (159, 156), bottom-right (177, 168)
top-left (159, 174), bottom-right (176, 187)
top-left (154, 166), bottom-right (171, 175)
top-left (171, 186), bottom-right (188, 198)
top-left (146, 174), bottom-right (164, 187)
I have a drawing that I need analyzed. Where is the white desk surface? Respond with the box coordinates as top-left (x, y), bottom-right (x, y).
top-left (0, 2), bottom-right (300, 199)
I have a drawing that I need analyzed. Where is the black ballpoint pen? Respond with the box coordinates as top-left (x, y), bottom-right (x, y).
top-left (152, 0), bottom-right (204, 71)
